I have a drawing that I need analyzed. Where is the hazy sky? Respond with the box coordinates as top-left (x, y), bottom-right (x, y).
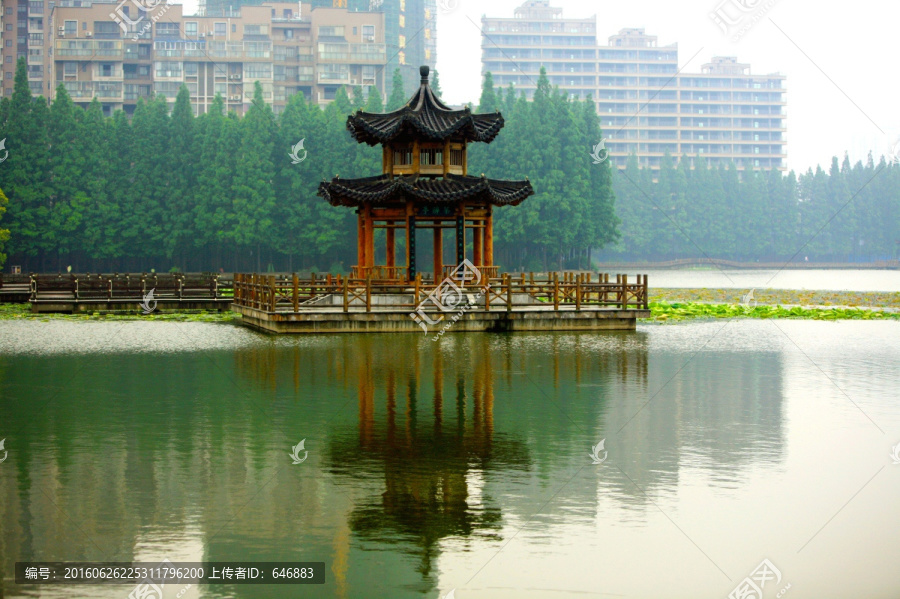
top-left (179, 0), bottom-right (899, 173)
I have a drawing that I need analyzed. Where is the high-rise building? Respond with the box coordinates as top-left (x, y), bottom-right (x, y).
top-left (203, 0), bottom-right (437, 96)
top-left (481, 0), bottom-right (787, 171)
top-left (0, 0), bottom-right (389, 114)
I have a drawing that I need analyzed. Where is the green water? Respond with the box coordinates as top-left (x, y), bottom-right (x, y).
top-left (1, 320), bottom-right (899, 598)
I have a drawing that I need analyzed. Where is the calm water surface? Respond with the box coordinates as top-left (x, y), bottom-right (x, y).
top-left (617, 267), bottom-right (900, 291)
top-left (1, 320), bottom-right (899, 598)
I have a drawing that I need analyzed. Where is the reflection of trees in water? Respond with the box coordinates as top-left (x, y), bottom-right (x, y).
top-left (0, 330), bottom-right (786, 596)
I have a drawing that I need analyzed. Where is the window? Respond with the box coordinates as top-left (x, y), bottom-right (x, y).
top-left (362, 24), bottom-right (374, 41)
top-left (156, 22), bottom-right (179, 36)
top-left (284, 29), bottom-right (294, 39)
top-left (393, 146), bottom-right (412, 165)
top-left (83, 22), bottom-right (87, 30)
top-left (450, 148), bottom-right (464, 166)
top-left (420, 148), bottom-right (443, 166)
top-left (214, 63), bottom-right (226, 77)
top-left (214, 22), bottom-right (226, 36)
top-left (318, 26), bottom-right (344, 37)
top-left (244, 24), bottom-right (268, 35)
top-left (64, 20), bottom-right (76, 36)
top-left (154, 61), bottom-right (182, 78)
top-left (184, 62), bottom-right (198, 76)
top-left (185, 22), bottom-right (197, 37)
top-left (100, 63), bottom-right (113, 76)
top-left (4, 24), bottom-right (10, 31)
top-left (353, 27), bottom-right (357, 35)
top-left (5, 40), bottom-right (10, 47)
top-left (94, 21), bottom-right (118, 35)
top-left (231, 23), bottom-right (236, 33)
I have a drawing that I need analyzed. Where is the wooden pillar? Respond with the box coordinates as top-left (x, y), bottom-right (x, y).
top-left (484, 212), bottom-right (494, 268)
top-left (433, 223), bottom-right (442, 282)
top-left (357, 210), bottom-right (366, 271)
top-left (473, 222), bottom-right (483, 267)
top-left (407, 216), bottom-right (417, 281)
top-left (364, 205), bottom-right (374, 268)
top-left (386, 223), bottom-right (395, 269)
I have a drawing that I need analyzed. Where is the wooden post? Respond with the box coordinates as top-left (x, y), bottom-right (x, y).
top-left (433, 224), bottom-right (442, 283)
top-left (505, 273), bottom-right (512, 312)
top-left (643, 274), bottom-right (649, 309)
top-left (268, 274), bottom-right (276, 312)
top-left (484, 279), bottom-right (491, 311)
top-left (414, 272), bottom-right (421, 305)
top-left (357, 211), bottom-right (366, 272)
top-left (364, 206), bottom-right (375, 268)
top-left (365, 275), bottom-right (372, 312)
top-left (576, 276), bottom-right (581, 311)
top-left (484, 212), bottom-right (493, 268)
top-left (473, 223), bottom-right (483, 267)
top-left (386, 224), bottom-right (395, 269)
top-left (621, 274), bottom-right (627, 309)
top-left (553, 273), bottom-right (559, 311)
top-left (343, 277), bottom-right (349, 313)
top-left (455, 215), bottom-right (465, 266)
top-left (292, 273), bottom-right (299, 312)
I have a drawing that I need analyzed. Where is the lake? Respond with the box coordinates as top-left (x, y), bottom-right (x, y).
top-left (1, 320), bottom-right (899, 598)
top-left (616, 267), bottom-right (900, 291)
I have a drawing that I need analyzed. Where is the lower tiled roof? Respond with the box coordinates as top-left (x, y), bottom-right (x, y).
top-left (318, 173), bottom-right (534, 207)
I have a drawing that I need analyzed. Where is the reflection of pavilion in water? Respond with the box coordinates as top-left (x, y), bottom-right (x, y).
top-left (325, 336), bottom-right (531, 583)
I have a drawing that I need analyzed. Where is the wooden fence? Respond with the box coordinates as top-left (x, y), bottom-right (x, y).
top-left (233, 272), bottom-right (648, 313)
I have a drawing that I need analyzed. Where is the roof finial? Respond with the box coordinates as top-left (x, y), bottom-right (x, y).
top-left (420, 65), bottom-right (430, 84)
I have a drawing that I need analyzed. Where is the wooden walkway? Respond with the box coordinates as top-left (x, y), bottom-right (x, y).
top-left (232, 272), bottom-right (650, 334)
top-left (599, 258), bottom-right (900, 270)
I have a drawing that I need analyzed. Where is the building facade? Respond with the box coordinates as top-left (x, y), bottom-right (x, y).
top-left (482, 0), bottom-right (786, 171)
top-left (0, 0), bottom-right (389, 115)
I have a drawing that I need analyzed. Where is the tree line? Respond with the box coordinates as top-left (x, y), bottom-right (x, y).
top-left (0, 57), bottom-right (897, 273)
top-left (609, 152), bottom-right (900, 263)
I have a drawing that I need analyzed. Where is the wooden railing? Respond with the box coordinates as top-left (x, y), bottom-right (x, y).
top-left (28, 273), bottom-right (230, 302)
top-left (233, 272), bottom-right (648, 313)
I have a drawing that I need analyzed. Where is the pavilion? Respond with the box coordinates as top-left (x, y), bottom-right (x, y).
top-left (318, 65), bottom-right (534, 283)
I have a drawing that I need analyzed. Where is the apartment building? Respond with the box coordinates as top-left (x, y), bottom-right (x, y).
top-left (0, 0), bottom-right (388, 115)
top-left (210, 0), bottom-right (437, 96)
top-left (482, 0), bottom-right (787, 171)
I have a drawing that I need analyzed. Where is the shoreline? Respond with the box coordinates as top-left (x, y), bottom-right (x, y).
top-left (1, 287), bottom-right (898, 323)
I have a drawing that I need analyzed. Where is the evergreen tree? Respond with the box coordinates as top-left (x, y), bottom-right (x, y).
top-left (386, 68), bottom-right (406, 111)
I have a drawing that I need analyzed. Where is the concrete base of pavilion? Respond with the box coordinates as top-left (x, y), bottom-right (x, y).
top-left (233, 303), bottom-right (650, 335)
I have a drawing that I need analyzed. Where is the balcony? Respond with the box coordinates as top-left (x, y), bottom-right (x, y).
top-left (63, 81), bottom-right (123, 101)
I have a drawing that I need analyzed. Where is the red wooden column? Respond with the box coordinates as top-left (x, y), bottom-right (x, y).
top-left (433, 223), bottom-right (443, 282)
top-left (473, 221), bottom-right (483, 267)
top-left (386, 222), bottom-right (395, 270)
top-left (357, 210), bottom-right (366, 272)
top-left (484, 211), bottom-right (494, 268)
top-left (364, 204), bottom-right (375, 268)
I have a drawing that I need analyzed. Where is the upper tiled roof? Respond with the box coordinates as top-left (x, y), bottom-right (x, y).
top-left (318, 173), bottom-right (534, 208)
top-left (347, 66), bottom-right (505, 146)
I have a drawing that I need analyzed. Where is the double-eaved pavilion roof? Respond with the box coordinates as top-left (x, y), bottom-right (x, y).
top-left (318, 174), bottom-right (534, 208)
top-left (346, 66), bottom-right (505, 146)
